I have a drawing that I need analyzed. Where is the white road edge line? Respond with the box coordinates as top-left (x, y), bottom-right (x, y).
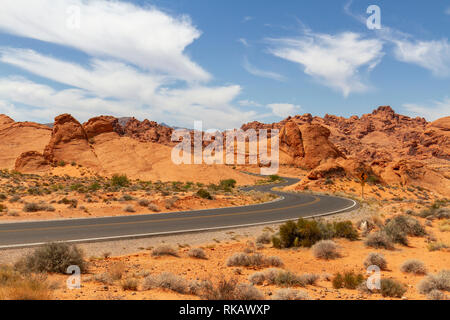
top-left (0, 199), bottom-right (357, 250)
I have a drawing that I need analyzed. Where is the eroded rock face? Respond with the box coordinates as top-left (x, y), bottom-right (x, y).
top-left (44, 114), bottom-right (101, 169)
top-left (83, 116), bottom-right (118, 139)
top-left (122, 118), bottom-right (174, 145)
top-left (0, 114), bottom-right (14, 127)
top-left (15, 151), bottom-right (50, 174)
top-left (279, 120), bottom-right (305, 159)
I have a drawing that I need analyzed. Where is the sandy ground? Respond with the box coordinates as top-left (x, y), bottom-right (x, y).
top-left (1, 200), bottom-right (448, 301)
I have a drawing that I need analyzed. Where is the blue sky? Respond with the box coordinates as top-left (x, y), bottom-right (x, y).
top-left (0, 0), bottom-right (448, 129)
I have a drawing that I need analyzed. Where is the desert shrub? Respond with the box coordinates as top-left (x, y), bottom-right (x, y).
top-left (0, 275), bottom-right (51, 300)
top-left (0, 265), bottom-right (21, 286)
top-left (226, 253), bottom-right (283, 268)
top-left (23, 202), bottom-right (54, 213)
top-left (248, 272), bottom-right (266, 285)
top-left (363, 252), bottom-right (388, 271)
top-left (383, 222), bottom-right (409, 246)
top-left (400, 259), bottom-right (427, 275)
top-left (380, 278), bottom-right (406, 298)
top-left (332, 271), bottom-right (365, 289)
top-left (333, 221), bottom-right (359, 240)
top-left (143, 272), bottom-right (188, 294)
top-left (148, 203), bottom-right (160, 212)
top-left (121, 278), bottom-right (139, 291)
top-left (200, 278), bottom-right (238, 300)
top-left (312, 240), bottom-right (340, 260)
top-left (256, 232), bottom-right (271, 244)
top-left (426, 290), bottom-right (448, 300)
top-left (197, 189), bottom-right (212, 200)
top-left (152, 245), bottom-right (179, 257)
top-left (364, 231), bottom-right (394, 250)
top-left (120, 194), bottom-right (133, 201)
top-left (9, 195), bottom-right (21, 203)
top-left (418, 270), bottom-right (450, 294)
top-left (386, 215), bottom-right (426, 237)
top-left (427, 242), bottom-right (449, 251)
top-left (188, 248), bottom-right (207, 260)
top-left (138, 199), bottom-right (150, 207)
top-left (109, 262), bottom-right (126, 281)
top-left (15, 243), bottom-right (86, 274)
top-left (272, 288), bottom-right (310, 300)
top-left (234, 283), bottom-right (264, 300)
top-left (123, 205), bottom-right (136, 213)
top-left (219, 179), bottom-right (237, 191)
top-left (111, 174), bottom-right (130, 188)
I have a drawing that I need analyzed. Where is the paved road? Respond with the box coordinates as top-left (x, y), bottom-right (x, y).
top-left (0, 177), bottom-right (357, 249)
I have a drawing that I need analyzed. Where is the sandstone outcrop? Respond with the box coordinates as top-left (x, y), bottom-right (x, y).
top-left (14, 151), bottom-right (50, 174)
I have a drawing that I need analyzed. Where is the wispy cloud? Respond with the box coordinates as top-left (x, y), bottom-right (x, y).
top-left (243, 57), bottom-right (285, 81)
top-left (238, 99), bottom-right (262, 107)
top-left (345, 0), bottom-right (450, 78)
top-left (268, 31), bottom-right (384, 97)
top-left (238, 38), bottom-right (250, 47)
top-left (267, 103), bottom-right (302, 118)
top-left (403, 98), bottom-right (450, 121)
top-left (0, 0), bottom-right (266, 129)
top-left (242, 16), bottom-right (254, 23)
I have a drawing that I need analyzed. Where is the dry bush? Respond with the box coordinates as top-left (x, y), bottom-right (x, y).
top-left (148, 203), bottom-right (160, 212)
top-left (249, 269), bottom-right (318, 288)
top-left (332, 271), bottom-right (365, 290)
top-left (23, 202), bottom-right (54, 213)
top-left (143, 272), bottom-right (188, 294)
top-left (226, 253), bottom-right (283, 268)
top-left (248, 272), bottom-right (265, 285)
top-left (109, 262), bottom-right (126, 281)
top-left (418, 270), bottom-right (450, 294)
top-left (363, 252), bottom-right (388, 271)
top-left (380, 278), bottom-right (406, 298)
top-left (123, 205), bottom-right (136, 213)
top-left (400, 259), bottom-right (427, 275)
top-left (234, 283), bottom-right (264, 300)
top-left (15, 243), bottom-right (86, 274)
top-left (312, 240), bottom-right (340, 260)
top-left (121, 278), bottom-right (139, 291)
top-left (188, 248), bottom-right (207, 260)
top-left (364, 231), bottom-right (394, 250)
top-left (152, 245), bottom-right (179, 257)
top-left (272, 288), bottom-right (310, 300)
top-left (256, 232), bottom-right (271, 244)
top-left (426, 289), bottom-right (448, 300)
top-left (0, 275), bottom-right (51, 300)
top-left (138, 199), bottom-right (150, 207)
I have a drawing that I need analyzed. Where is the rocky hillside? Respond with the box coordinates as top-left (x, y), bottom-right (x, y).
top-left (0, 106), bottom-right (448, 196)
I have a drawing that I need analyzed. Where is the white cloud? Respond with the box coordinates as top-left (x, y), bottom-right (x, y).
top-left (392, 39), bottom-right (450, 77)
top-left (403, 98), bottom-right (450, 121)
top-left (243, 57), bottom-right (285, 81)
top-left (238, 100), bottom-right (262, 107)
top-left (0, 0), bottom-right (209, 82)
top-left (238, 38), bottom-right (250, 47)
top-left (267, 103), bottom-right (302, 118)
top-left (243, 16), bottom-right (254, 23)
top-left (268, 31), bottom-right (384, 97)
top-left (0, 0), bottom-right (270, 130)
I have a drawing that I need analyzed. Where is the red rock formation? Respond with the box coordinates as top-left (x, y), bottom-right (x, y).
top-left (83, 116), bottom-right (119, 139)
top-left (44, 114), bottom-right (101, 169)
top-left (122, 118), bottom-right (174, 145)
top-left (15, 151), bottom-right (50, 174)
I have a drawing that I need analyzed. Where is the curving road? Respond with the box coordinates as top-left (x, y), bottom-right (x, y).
top-left (0, 177), bottom-right (357, 249)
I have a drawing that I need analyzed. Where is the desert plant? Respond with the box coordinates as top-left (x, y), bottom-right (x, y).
top-left (380, 278), bottom-right (406, 298)
top-left (138, 199), bottom-right (150, 207)
top-left (426, 289), bottom-right (448, 300)
top-left (196, 189), bottom-right (212, 200)
top-left (272, 288), bottom-right (310, 300)
top-left (333, 221), bottom-right (359, 240)
top-left (148, 203), bottom-right (160, 212)
top-left (332, 271), bottom-right (365, 289)
top-left (417, 270), bottom-right (450, 294)
top-left (234, 283), bottom-right (264, 300)
top-left (123, 205), bottom-right (136, 213)
top-left (188, 248), bottom-right (207, 260)
top-left (364, 231), bottom-right (394, 250)
top-left (256, 232), bottom-right (271, 244)
top-left (15, 243), bottom-right (86, 274)
top-left (152, 245), bottom-right (179, 257)
top-left (109, 262), bottom-right (126, 281)
top-left (312, 240), bottom-right (340, 260)
top-left (248, 272), bottom-right (266, 285)
top-left (111, 174), bottom-right (130, 188)
top-left (121, 278), bottom-right (139, 291)
top-left (363, 252), bottom-right (388, 271)
top-left (226, 253), bottom-right (283, 268)
top-left (400, 259), bottom-right (427, 275)
top-left (143, 272), bottom-right (188, 294)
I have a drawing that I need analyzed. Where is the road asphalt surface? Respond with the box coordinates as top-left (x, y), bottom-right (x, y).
top-left (0, 177), bottom-right (357, 249)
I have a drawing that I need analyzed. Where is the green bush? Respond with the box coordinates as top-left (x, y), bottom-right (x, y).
top-left (197, 189), bottom-right (212, 200)
top-left (272, 218), bottom-right (358, 248)
top-left (15, 243), bottom-right (86, 274)
top-left (111, 174), bottom-right (130, 188)
top-left (380, 278), bottom-right (406, 298)
top-left (332, 271), bottom-right (365, 289)
top-left (219, 179), bottom-right (237, 191)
